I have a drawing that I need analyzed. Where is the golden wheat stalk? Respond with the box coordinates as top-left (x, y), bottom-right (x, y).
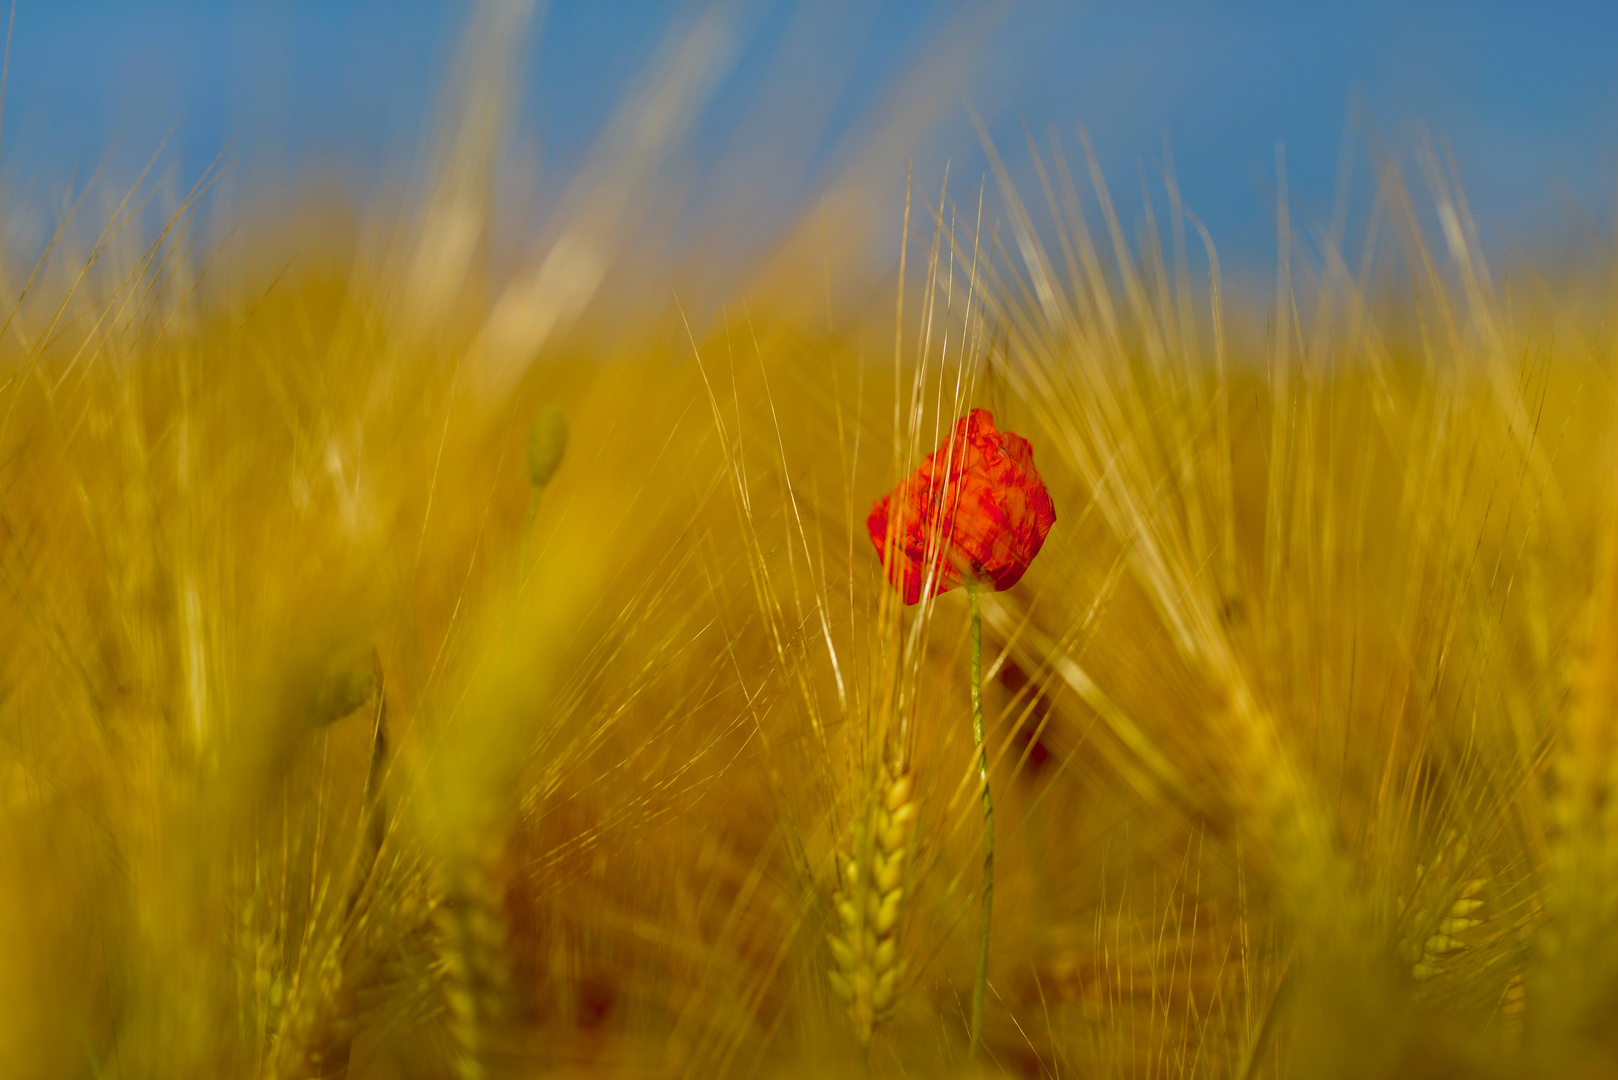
top-left (828, 756), bottom-right (918, 1045)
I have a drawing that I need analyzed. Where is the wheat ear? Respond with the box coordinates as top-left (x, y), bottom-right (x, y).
top-left (829, 757), bottom-right (918, 1044)
top-left (1410, 876), bottom-right (1488, 981)
top-left (1400, 833), bottom-right (1488, 984)
top-left (438, 837), bottom-right (511, 1080)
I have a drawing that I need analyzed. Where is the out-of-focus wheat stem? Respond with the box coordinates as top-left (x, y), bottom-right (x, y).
top-left (967, 585), bottom-right (993, 1060)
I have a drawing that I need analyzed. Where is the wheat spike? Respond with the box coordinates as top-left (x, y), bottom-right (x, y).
top-left (1406, 866), bottom-right (1489, 983)
top-left (828, 758), bottom-right (917, 1044)
top-left (437, 836), bottom-right (512, 1080)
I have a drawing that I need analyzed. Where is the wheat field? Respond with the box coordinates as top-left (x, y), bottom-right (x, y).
top-left (2, 9), bottom-right (1617, 1080)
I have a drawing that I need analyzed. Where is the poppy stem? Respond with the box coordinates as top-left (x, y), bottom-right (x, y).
top-left (510, 486), bottom-right (542, 655)
top-left (518, 486), bottom-right (541, 593)
top-left (967, 585), bottom-right (994, 1061)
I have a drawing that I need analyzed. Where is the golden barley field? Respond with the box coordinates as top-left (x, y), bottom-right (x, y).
top-left (3, 9), bottom-right (1618, 1080)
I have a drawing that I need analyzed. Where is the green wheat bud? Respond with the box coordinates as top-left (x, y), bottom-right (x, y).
top-left (527, 404), bottom-right (568, 488)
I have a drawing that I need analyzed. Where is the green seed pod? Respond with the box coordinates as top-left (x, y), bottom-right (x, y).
top-left (308, 665), bottom-right (378, 727)
top-left (527, 403), bottom-right (568, 488)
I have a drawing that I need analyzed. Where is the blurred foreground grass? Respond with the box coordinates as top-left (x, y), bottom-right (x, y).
top-left (5, 21), bottom-right (1618, 1080)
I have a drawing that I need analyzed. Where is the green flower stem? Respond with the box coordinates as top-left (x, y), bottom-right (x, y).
top-left (518, 486), bottom-right (541, 592)
top-left (967, 585), bottom-right (994, 1061)
top-left (510, 486), bottom-right (542, 655)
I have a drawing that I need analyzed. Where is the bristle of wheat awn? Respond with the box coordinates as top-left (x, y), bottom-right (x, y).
top-left (829, 759), bottom-right (917, 1044)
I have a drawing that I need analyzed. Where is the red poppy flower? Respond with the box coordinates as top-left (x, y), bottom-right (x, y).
top-left (867, 409), bottom-right (1056, 605)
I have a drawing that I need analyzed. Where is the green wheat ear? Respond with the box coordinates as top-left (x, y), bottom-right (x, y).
top-left (528, 404), bottom-right (569, 487)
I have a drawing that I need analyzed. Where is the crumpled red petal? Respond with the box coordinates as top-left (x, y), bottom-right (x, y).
top-left (867, 409), bottom-right (1056, 605)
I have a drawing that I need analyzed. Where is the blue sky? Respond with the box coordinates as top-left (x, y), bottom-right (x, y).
top-left (4, 2), bottom-right (1614, 269)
